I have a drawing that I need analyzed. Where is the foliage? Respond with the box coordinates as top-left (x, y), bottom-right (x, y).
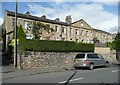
top-left (32, 22), bottom-right (54, 39)
top-left (114, 32), bottom-right (120, 51)
top-left (92, 37), bottom-right (99, 44)
top-left (17, 25), bottom-right (25, 39)
top-left (18, 39), bottom-right (95, 52)
top-left (13, 25), bottom-right (25, 39)
top-left (114, 39), bottom-right (120, 51)
top-left (115, 32), bottom-right (120, 40)
top-left (9, 25), bottom-right (25, 47)
top-left (107, 42), bottom-right (115, 50)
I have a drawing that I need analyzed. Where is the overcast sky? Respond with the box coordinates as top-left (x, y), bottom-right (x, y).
top-left (1, 0), bottom-right (119, 33)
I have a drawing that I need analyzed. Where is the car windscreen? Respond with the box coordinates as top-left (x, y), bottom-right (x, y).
top-left (75, 54), bottom-right (85, 58)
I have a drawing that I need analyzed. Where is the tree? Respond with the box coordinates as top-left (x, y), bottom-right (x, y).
top-left (115, 32), bottom-right (120, 40)
top-left (92, 37), bottom-right (99, 44)
top-left (114, 32), bottom-right (120, 61)
top-left (32, 22), bottom-right (54, 40)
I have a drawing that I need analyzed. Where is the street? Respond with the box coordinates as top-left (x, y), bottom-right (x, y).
top-left (2, 64), bottom-right (119, 84)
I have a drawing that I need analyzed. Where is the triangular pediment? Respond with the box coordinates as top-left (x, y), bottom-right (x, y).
top-left (71, 19), bottom-right (92, 29)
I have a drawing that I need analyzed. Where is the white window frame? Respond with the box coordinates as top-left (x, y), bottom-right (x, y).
top-left (26, 33), bottom-right (33, 39)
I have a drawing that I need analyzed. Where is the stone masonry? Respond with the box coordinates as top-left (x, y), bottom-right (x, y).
top-left (17, 47), bottom-right (116, 69)
top-left (18, 52), bottom-right (79, 69)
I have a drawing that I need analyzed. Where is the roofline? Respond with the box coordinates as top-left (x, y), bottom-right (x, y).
top-left (93, 28), bottom-right (112, 34)
top-left (5, 10), bottom-right (70, 26)
top-left (71, 19), bottom-right (92, 28)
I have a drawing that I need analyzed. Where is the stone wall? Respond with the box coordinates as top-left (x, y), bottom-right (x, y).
top-left (94, 47), bottom-right (116, 63)
top-left (17, 47), bottom-right (116, 69)
top-left (18, 52), bottom-right (79, 69)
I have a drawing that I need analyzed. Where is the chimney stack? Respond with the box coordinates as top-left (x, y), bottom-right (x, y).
top-left (65, 15), bottom-right (72, 24)
top-left (55, 18), bottom-right (60, 21)
top-left (25, 11), bottom-right (30, 15)
top-left (41, 15), bottom-right (46, 18)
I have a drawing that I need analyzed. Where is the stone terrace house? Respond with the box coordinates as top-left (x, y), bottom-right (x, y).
top-left (4, 10), bottom-right (113, 50)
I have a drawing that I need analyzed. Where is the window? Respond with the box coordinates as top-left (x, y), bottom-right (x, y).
top-left (27, 21), bottom-right (32, 29)
top-left (86, 31), bottom-right (89, 36)
top-left (81, 30), bottom-right (84, 36)
top-left (70, 28), bottom-right (73, 35)
top-left (91, 31), bottom-right (93, 36)
top-left (24, 20), bottom-right (32, 29)
top-left (75, 54), bottom-right (85, 58)
top-left (62, 27), bottom-right (66, 33)
top-left (26, 34), bottom-right (33, 39)
top-left (75, 29), bottom-right (79, 35)
top-left (12, 18), bottom-right (15, 27)
top-left (87, 54), bottom-right (99, 58)
top-left (98, 54), bottom-right (104, 59)
top-left (62, 38), bottom-right (65, 41)
top-left (75, 39), bottom-right (79, 42)
top-left (24, 20), bottom-right (27, 29)
top-left (55, 26), bottom-right (58, 32)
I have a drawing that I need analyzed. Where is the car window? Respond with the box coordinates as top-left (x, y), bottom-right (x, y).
top-left (98, 54), bottom-right (104, 59)
top-left (87, 54), bottom-right (99, 58)
top-left (75, 54), bottom-right (85, 58)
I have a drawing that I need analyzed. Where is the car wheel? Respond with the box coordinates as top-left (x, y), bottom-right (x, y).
top-left (89, 64), bottom-right (94, 70)
top-left (105, 62), bottom-right (109, 67)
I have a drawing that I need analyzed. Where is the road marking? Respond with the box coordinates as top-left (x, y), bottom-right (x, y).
top-left (93, 68), bottom-right (108, 71)
top-left (59, 77), bottom-right (83, 83)
top-left (112, 70), bottom-right (119, 73)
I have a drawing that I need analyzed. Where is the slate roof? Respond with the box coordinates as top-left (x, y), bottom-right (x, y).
top-left (93, 28), bottom-right (111, 34)
top-left (6, 10), bottom-right (112, 35)
top-left (6, 10), bottom-right (69, 26)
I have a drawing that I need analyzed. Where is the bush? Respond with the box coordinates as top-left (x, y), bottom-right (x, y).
top-left (107, 42), bottom-right (115, 50)
top-left (18, 39), bottom-right (95, 52)
top-left (13, 25), bottom-right (25, 39)
top-left (114, 39), bottom-right (120, 51)
top-left (114, 32), bottom-right (120, 51)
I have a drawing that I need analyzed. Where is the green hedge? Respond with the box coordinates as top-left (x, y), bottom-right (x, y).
top-left (16, 25), bottom-right (94, 52)
top-left (18, 39), bottom-right (94, 52)
top-left (114, 39), bottom-right (120, 51)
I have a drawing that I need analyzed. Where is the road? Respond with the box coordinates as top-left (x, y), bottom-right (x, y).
top-left (2, 65), bottom-right (119, 84)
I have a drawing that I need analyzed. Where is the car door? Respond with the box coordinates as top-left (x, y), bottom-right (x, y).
top-left (93, 54), bottom-right (100, 66)
top-left (97, 54), bottom-right (106, 66)
top-left (87, 54), bottom-right (99, 66)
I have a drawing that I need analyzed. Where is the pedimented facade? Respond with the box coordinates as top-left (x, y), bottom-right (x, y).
top-left (4, 10), bottom-right (113, 50)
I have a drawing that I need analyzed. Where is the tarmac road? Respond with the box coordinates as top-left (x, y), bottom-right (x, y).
top-left (2, 64), bottom-right (119, 84)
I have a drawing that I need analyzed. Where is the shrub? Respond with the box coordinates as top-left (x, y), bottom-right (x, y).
top-left (114, 32), bottom-right (120, 51)
top-left (18, 39), bottom-right (94, 52)
top-left (114, 39), bottom-right (120, 51)
top-left (107, 42), bottom-right (115, 50)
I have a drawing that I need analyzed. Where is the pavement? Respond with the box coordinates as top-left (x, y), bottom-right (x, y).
top-left (2, 64), bottom-right (74, 80)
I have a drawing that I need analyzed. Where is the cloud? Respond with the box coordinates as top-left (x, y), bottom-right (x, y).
top-left (0, 18), bottom-right (3, 25)
top-left (27, 2), bottom-right (118, 33)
